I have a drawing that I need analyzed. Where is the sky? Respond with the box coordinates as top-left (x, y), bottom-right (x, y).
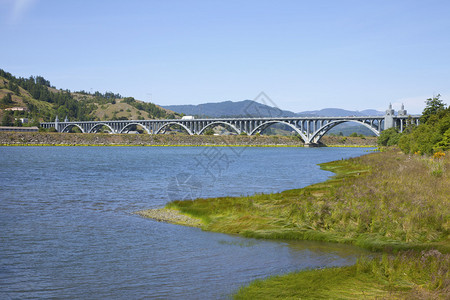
top-left (1, 0), bottom-right (450, 114)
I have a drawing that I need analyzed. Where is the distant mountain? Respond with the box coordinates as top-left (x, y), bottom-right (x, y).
top-left (163, 100), bottom-right (297, 118)
top-left (297, 108), bottom-right (384, 117)
top-left (164, 100), bottom-right (384, 118)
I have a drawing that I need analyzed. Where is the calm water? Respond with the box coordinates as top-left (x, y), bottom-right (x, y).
top-left (0, 146), bottom-right (372, 299)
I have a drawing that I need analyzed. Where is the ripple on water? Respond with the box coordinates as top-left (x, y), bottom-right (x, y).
top-left (0, 146), bottom-right (373, 299)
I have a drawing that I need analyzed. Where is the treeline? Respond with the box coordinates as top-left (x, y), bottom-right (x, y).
top-left (75, 90), bottom-right (122, 105)
top-left (122, 97), bottom-right (176, 119)
top-left (378, 94), bottom-right (450, 154)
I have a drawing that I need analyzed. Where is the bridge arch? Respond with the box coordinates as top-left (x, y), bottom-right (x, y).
top-left (155, 122), bottom-right (193, 135)
top-left (88, 123), bottom-right (115, 133)
top-left (309, 120), bottom-right (381, 144)
top-left (61, 124), bottom-right (85, 133)
top-left (197, 121), bottom-right (241, 135)
top-left (118, 123), bottom-right (151, 134)
top-left (249, 121), bottom-right (307, 142)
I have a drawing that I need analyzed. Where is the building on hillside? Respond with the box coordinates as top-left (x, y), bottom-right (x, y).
top-left (4, 107), bottom-right (28, 112)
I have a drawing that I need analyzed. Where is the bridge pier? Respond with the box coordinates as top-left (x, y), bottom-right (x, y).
top-left (304, 143), bottom-right (321, 148)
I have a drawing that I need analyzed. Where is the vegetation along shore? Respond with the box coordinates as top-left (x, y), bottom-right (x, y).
top-left (0, 131), bottom-right (376, 147)
top-left (138, 96), bottom-right (450, 299)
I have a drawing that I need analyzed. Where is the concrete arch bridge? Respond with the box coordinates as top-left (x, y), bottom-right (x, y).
top-left (41, 107), bottom-right (419, 145)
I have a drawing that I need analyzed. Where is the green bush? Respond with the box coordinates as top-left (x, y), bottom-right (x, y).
top-left (204, 128), bottom-right (214, 135)
top-left (378, 127), bottom-right (400, 146)
top-left (397, 95), bottom-right (450, 154)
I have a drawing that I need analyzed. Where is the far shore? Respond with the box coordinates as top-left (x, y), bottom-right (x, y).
top-left (0, 131), bottom-right (377, 147)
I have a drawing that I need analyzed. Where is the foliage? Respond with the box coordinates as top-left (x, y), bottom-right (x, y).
top-left (1, 93), bottom-right (13, 106)
top-left (422, 94), bottom-right (446, 123)
top-left (398, 112), bottom-right (450, 154)
top-left (235, 250), bottom-right (450, 299)
top-left (204, 128), bottom-right (214, 135)
top-left (1, 111), bottom-right (14, 126)
top-left (127, 99), bottom-right (170, 119)
top-left (162, 149), bottom-right (450, 298)
top-left (0, 69), bottom-right (96, 121)
top-left (398, 95), bottom-right (450, 154)
top-left (7, 81), bottom-right (20, 95)
top-left (373, 94), bottom-right (450, 154)
top-left (122, 97), bottom-right (135, 104)
top-left (377, 127), bottom-right (400, 146)
top-left (167, 150), bottom-right (449, 252)
top-left (0, 68), bottom-right (179, 123)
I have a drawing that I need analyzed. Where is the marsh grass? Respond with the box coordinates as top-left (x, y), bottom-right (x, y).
top-left (166, 149), bottom-right (449, 298)
top-left (234, 250), bottom-right (450, 299)
top-left (168, 149), bottom-right (449, 252)
top-left (426, 154), bottom-right (446, 177)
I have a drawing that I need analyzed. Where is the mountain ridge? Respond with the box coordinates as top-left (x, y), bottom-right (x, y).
top-left (163, 100), bottom-right (384, 118)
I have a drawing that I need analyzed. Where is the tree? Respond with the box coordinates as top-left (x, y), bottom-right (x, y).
top-left (1, 93), bottom-right (12, 105)
top-left (7, 81), bottom-right (20, 95)
top-left (1, 111), bottom-right (13, 126)
top-left (14, 118), bottom-right (23, 127)
top-left (421, 94), bottom-right (447, 123)
top-left (378, 128), bottom-right (401, 146)
top-left (204, 128), bottom-right (214, 135)
top-left (397, 94), bottom-right (450, 154)
top-left (434, 128), bottom-right (450, 151)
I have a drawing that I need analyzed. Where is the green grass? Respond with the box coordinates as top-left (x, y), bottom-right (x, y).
top-left (168, 150), bottom-right (449, 252)
top-left (164, 149), bottom-right (449, 298)
top-left (235, 251), bottom-right (450, 299)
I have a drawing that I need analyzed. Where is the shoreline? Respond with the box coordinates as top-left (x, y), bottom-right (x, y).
top-left (135, 208), bottom-right (203, 228)
top-left (0, 143), bottom-right (374, 148)
top-left (137, 149), bottom-right (449, 298)
top-left (0, 132), bottom-right (377, 147)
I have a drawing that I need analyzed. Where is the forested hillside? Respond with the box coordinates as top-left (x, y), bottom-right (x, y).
top-left (0, 69), bottom-right (179, 126)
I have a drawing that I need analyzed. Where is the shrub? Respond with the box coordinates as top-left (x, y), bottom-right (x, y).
top-left (378, 127), bottom-right (401, 146)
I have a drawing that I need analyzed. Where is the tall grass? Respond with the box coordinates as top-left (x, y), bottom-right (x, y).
top-left (234, 250), bottom-right (450, 299)
top-left (165, 149), bottom-right (450, 298)
top-left (168, 149), bottom-right (449, 252)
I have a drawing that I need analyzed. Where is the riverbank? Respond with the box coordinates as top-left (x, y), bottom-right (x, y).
top-left (138, 149), bottom-right (450, 298)
top-left (135, 208), bottom-right (202, 228)
top-left (0, 131), bottom-right (377, 147)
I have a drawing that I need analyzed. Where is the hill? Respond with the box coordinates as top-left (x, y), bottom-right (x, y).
top-left (164, 100), bottom-right (383, 136)
top-left (298, 108), bottom-right (384, 117)
top-left (0, 69), bottom-right (179, 127)
top-left (164, 100), bottom-right (383, 118)
top-left (163, 100), bottom-right (298, 118)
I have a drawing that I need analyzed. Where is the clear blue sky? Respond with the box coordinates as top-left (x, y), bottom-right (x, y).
top-left (2, 0), bottom-right (450, 114)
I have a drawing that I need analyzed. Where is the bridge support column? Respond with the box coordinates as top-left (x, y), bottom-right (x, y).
top-left (304, 143), bottom-right (320, 148)
top-left (384, 104), bottom-right (395, 130)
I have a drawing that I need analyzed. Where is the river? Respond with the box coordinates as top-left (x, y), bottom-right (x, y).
top-left (0, 146), bottom-right (372, 299)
